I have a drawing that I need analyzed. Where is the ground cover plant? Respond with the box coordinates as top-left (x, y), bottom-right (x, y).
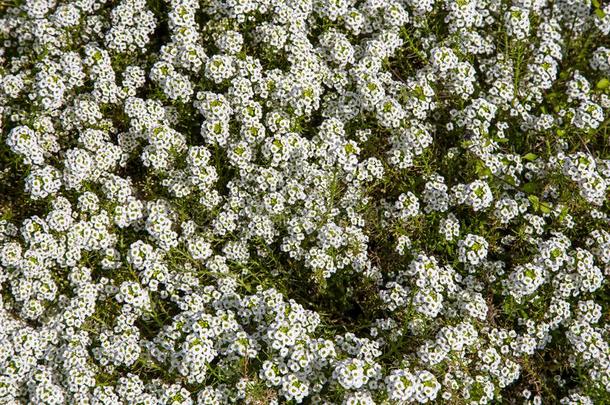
top-left (0, 0), bottom-right (610, 403)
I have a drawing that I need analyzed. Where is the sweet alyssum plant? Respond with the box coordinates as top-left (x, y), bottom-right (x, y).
top-left (1, 0), bottom-right (610, 403)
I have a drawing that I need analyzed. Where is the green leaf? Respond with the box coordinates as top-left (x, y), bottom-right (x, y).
top-left (527, 195), bottom-right (552, 213)
top-left (558, 207), bottom-right (569, 222)
top-left (596, 78), bottom-right (610, 90)
top-left (593, 0), bottom-right (600, 8)
top-left (540, 203), bottom-right (552, 214)
top-left (595, 8), bottom-right (606, 18)
top-left (475, 161), bottom-right (492, 178)
top-left (523, 153), bottom-right (538, 161)
top-left (528, 195), bottom-right (540, 210)
top-left (522, 182), bottom-right (538, 194)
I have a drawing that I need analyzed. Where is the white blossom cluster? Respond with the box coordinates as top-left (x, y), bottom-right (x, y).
top-left (1, 0), bottom-right (610, 403)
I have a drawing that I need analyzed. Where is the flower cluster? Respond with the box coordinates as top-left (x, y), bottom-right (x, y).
top-left (1, 0), bottom-right (610, 403)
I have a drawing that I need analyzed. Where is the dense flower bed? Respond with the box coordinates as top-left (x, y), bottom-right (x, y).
top-left (1, 0), bottom-right (610, 403)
